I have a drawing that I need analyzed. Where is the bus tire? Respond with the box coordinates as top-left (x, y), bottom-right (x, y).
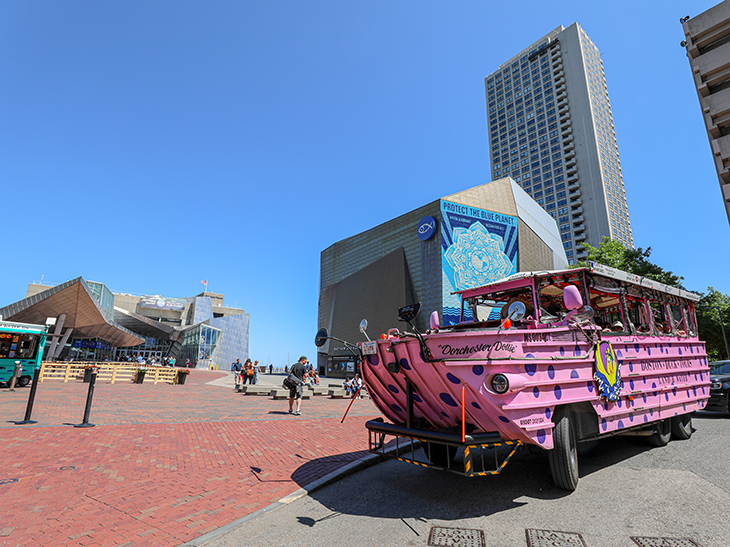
top-left (16, 376), bottom-right (30, 388)
top-left (426, 442), bottom-right (457, 468)
top-left (548, 412), bottom-right (579, 491)
top-left (671, 414), bottom-right (692, 440)
top-left (648, 418), bottom-right (671, 446)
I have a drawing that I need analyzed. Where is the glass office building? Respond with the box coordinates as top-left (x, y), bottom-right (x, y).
top-left (486, 23), bottom-right (633, 263)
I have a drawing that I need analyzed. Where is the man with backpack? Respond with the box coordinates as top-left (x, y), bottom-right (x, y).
top-left (285, 356), bottom-right (307, 416)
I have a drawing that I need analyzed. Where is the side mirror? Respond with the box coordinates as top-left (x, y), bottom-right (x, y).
top-left (506, 300), bottom-right (527, 321)
top-left (429, 311), bottom-right (440, 330)
top-left (398, 303), bottom-right (421, 322)
top-left (314, 328), bottom-right (329, 347)
top-left (359, 319), bottom-right (371, 341)
top-left (563, 285), bottom-right (583, 310)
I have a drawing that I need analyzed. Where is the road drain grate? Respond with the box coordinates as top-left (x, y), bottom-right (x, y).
top-left (526, 529), bottom-right (587, 547)
top-left (631, 538), bottom-right (702, 547)
top-left (428, 526), bottom-right (485, 547)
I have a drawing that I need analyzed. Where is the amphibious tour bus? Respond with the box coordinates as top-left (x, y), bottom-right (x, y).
top-left (317, 263), bottom-right (709, 490)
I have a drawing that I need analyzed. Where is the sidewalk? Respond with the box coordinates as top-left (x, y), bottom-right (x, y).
top-left (0, 370), bottom-right (380, 546)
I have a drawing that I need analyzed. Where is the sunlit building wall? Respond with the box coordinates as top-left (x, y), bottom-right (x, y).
top-left (681, 1), bottom-right (730, 226)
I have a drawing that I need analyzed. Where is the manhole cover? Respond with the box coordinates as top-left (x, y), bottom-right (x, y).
top-left (526, 529), bottom-right (587, 547)
top-left (631, 538), bottom-right (702, 547)
top-left (0, 479), bottom-right (19, 485)
top-left (428, 526), bottom-right (485, 547)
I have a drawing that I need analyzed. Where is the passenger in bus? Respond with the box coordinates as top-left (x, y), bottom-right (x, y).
top-left (661, 320), bottom-right (672, 334)
top-left (637, 324), bottom-right (650, 334)
top-left (610, 321), bottom-right (624, 332)
top-left (539, 295), bottom-right (563, 320)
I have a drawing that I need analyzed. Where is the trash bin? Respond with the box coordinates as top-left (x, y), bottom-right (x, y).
top-left (177, 370), bottom-right (188, 385)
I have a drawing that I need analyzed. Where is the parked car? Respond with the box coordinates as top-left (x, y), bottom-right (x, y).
top-left (707, 360), bottom-right (730, 414)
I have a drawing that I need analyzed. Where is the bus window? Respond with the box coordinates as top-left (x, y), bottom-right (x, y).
top-left (587, 274), bottom-right (626, 332)
top-left (535, 272), bottom-right (586, 324)
top-left (0, 333), bottom-right (12, 359)
top-left (462, 286), bottom-right (534, 324)
top-left (686, 303), bottom-right (698, 336)
top-left (623, 295), bottom-right (645, 334)
top-left (666, 303), bottom-right (689, 336)
top-left (16, 334), bottom-right (39, 359)
top-left (537, 284), bottom-right (565, 323)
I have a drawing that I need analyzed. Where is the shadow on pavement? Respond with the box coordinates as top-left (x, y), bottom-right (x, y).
top-left (694, 410), bottom-right (730, 420)
top-left (291, 432), bottom-right (665, 523)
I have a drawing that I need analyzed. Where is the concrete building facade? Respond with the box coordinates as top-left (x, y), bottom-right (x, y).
top-left (485, 23), bottom-right (633, 264)
top-left (681, 0), bottom-right (730, 226)
top-left (318, 178), bottom-right (567, 377)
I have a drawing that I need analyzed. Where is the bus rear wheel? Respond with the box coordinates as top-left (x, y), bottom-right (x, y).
top-left (671, 414), bottom-right (693, 440)
top-left (648, 418), bottom-right (671, 446)
top-left (548, 412), bottom-right (579, 491)
top-left (16, 376), bottom-right (31, 388)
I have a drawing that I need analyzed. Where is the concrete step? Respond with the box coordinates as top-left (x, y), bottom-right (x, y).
top-left (329, 389), bottom-right (347, 399)
top-left (241, 386), bottom-right (274, 396)
top-left (272, 389), bottom-right (310, 400)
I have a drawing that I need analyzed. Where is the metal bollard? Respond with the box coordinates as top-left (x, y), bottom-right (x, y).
top-left (14, 368), bottom-right (41, 425)
top-left (7, 361), bottom-right (22, 392)
top-left (74, 370), bottom-right (97, 428)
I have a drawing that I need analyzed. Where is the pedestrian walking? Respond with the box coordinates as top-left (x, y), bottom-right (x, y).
top-left (253, 360), bottom-right (260, 385)
top-left (269, 364), bottom-right (273, 374)
top-left (287, 356), bottom-right (307, 415)
top-left (242, 359), bottom-right (254, 384)
top-left (232, 359), bottom-right (243, 391)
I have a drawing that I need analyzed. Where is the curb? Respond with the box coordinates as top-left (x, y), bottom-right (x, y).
top-left (178, 444), bottom-right (403, 546)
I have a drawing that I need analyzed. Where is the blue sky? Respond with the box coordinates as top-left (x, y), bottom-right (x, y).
top-left (1, 1), bottom-right (727, 365)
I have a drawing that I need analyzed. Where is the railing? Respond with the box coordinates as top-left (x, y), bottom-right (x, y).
top-left (39, 362), bottom-right (180, 385)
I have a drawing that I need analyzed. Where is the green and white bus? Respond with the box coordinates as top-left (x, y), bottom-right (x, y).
top-left (0, 320), bottom-right (48, 387)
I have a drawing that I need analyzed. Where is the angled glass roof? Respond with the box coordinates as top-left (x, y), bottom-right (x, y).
top-left (0, 278), bottom-right (144, 347)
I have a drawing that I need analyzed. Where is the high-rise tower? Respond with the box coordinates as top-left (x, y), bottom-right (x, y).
top-left (485, 23), bottom-right (633, 263)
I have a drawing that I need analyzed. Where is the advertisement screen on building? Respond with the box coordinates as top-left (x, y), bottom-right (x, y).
top-left (440, 200), bottom-right (518, 325)
top-left (139, 296), bottom-right (186, 311)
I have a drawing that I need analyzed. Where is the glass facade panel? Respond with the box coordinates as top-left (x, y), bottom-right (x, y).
top-left (87, 281), bottom-right (115, 320)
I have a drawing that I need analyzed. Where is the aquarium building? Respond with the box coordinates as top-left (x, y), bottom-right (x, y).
top-left (317, 177), bottom-right (568, 377)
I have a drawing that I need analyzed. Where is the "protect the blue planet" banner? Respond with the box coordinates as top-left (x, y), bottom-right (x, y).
top-left (441, 200), bottom-right (518, 325)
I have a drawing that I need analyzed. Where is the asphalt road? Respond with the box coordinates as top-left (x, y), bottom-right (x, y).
top-left (200, 410), bottom-right (730, 547)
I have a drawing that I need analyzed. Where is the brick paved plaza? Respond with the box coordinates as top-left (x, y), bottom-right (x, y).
top-left (0, 371), bottom-right (380, 546)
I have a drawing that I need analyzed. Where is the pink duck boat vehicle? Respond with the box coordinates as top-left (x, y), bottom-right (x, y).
top-left (315, 263), bottom-right (710, 490)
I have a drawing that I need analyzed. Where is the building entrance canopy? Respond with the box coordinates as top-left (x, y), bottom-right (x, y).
top-left (0, 278), bottom-right (144, 348)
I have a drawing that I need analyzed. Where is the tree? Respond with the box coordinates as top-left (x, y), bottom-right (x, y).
top-left (576, 237), bottom-right (684, 288)
top-left (576, 237), bottom-right (729, 360)
top-left (696, 288), bottom-right (730, 361)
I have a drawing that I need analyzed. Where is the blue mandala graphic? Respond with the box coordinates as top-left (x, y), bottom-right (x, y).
top-left (444, 222), bottom-right (513, 290)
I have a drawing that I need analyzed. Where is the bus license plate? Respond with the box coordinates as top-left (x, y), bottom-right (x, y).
top-left (360, 341), bottom-right (377, 355)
